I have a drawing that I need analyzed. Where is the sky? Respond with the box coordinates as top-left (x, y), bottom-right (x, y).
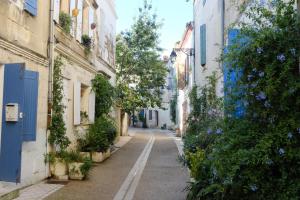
top-left (116, 0), bottom-right (193, 55)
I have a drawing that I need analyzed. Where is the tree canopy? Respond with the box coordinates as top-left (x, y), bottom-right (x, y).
top-left (116, 0), bottom-right (168, 113)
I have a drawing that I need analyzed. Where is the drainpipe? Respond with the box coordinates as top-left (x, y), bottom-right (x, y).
top-left (49, 0), bottom-right (55, 104)
top-left (221, 0), bottom-right (225, 51)
top-left (46, 0), bottom-right (55, 177)
top-left (221, 0), bottom-right (225, 86)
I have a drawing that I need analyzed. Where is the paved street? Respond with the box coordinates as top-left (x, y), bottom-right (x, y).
top-left (44, 128), bottom-right (189, 200)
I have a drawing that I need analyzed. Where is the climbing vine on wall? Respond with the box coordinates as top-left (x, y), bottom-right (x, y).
top-left (48, 56), bottom-right (70, 151)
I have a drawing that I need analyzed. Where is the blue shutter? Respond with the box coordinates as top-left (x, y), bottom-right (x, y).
top-left (224, 29), bottom-right (245, 118)
top-left (24, 0), bottom-right (37, 16)
top-left (200, 24), bottom-right (206, 66)
top-left (23, 70), bottom-right (39, 141)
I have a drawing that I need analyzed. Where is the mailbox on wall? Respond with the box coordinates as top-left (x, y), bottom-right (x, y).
top-left (5, 103), bottom-right (19, 122)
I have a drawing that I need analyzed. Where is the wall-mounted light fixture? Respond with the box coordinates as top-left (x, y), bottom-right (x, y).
top-left (169, 48), bottom-right (195, 61)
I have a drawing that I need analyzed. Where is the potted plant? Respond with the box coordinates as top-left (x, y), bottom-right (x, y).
top-left (59, 12), bottom-right (72, 34)
top-left (67, 151), bottom-right (92, 180)
top-left (77, 135), bottom-right (91, 160)
top-left (81, 34), bottom-right (92, 55)
top-left (86, 116), bottom-right (117, 163)
top-left (45, 151), bottom-right (69, 180)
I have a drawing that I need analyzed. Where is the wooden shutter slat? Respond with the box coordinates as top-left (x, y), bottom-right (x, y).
top-left (200, 24), bottom-right (206, 66)
top-left (23, 70), bottom-right (39, 141)
top-left (24, 0), bottom-right (37, 16)
top-left (88, 91), bottom-right (95, 123)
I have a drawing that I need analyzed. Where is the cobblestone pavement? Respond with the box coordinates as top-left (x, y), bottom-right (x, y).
top-left (33, 129), bottom-right (188, 200)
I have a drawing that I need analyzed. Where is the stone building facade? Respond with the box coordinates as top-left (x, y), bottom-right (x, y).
top-left (0, 0), bottom-right (117, 192)
top-left (0, 0), bottom-right (51, 186)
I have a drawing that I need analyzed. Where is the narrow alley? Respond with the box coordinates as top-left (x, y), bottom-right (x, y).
top-left (39, 128), bottom-right (188, 200)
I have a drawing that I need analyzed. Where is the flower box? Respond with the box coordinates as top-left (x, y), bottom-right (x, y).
top-left (69, 162), bottom-right (85, 180)
top-left (91, 149), bottom-right (110, 163)
top-left (50, 161), bottom-right (68, 180)
top-left (104, 149), bottom-right (111, 159)
top-left (91, 152), bottom-right (105, 163)
top-left (80, 152), bottom-right (91, 160)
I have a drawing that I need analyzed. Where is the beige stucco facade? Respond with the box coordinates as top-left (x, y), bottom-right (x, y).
top-left (0, 0), bottom-right (50, 185)
top-left (172, 23), bottom-right (194, 135)
top-left (193, 0), bottom-right (224, 97)
top-left (53, 0), bottom-right (118, 150)
top-left (0, 0), bottom-right (117, 188)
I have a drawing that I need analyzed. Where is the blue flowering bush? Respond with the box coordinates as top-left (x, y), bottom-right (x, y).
top-left (185, 0), bottom-right (300, 199)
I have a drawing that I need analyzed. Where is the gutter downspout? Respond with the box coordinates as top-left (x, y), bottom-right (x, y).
top-left (49, 0), bottom-right (54, 104)
top-left (221, 0), bottom-right (225, 52)
top-left (46, 0), bottom-right (55, 178)
top-left (220, 0), bottom-right (225, 88)
top-left (192, 1), bottom-right (196, 86)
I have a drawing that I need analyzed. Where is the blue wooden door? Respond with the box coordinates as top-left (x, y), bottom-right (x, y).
top-left (0, 64), bottom-right (25, 183)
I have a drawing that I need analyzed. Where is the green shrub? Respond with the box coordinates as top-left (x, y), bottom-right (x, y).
top-left (80, 158), bottom-right (92, 177)
top-left (59, 12), bottom-right (72, 34)
top-left (92, 74), bottom-right (115, 118)
top-left (78, 116), bottom-right (117, 153)
top-left (81, 34), bottom-right (92, 55)
top-left (48, 56), bottom-right (70, 151)
top-left (185, 1), bottom-right (300, 199)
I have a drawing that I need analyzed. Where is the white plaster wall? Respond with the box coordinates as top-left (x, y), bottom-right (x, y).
top-left (57, 54), bottom-right (95, 149)
top-left (194, 0), bottom-right (223, 96)
top-left (96, 0), bottom-right (117, 69)
top-left (157, 105), bottom-right (172, 128)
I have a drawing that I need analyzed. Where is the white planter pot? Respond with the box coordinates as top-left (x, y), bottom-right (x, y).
top-left (104, 149), bottom-right (111, 159)
top-left (80, 152), bottom-right (91, 160)
top-left (69, 162), bottom-right (84, 180)
top-left (51, 161), bottom-right (68, 179)
top-left (91, 152), bottom-right (105, 163)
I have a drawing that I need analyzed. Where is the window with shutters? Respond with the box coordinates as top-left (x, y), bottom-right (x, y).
top-left (62, 78), bottom-right (70, 125)
top-left (185, 57), bottom-right (190, 86)
top-left (60, 0), bottom-right (70, 13)
top-left (80, 84), bottom-right (89, 124)
top-left (24, 0), bottom-right (37, 16)
top-left (88, 7), bottom-right (94, 38)
top-left (53, 0), bottom-right (61, 23)
top-left (69, 0), bottom-right (76, 36)
top-left (23, 70), bottom-right (39, 141)
top-left (74, 82), bottom-right (94, 125)
top-left (76, 0), bottom-right (83, 42)
top-left (54, 0), bottom-right (71, 25)
top-left (82, 1), bottom-right (90, 36)
top-left (200, 24), bottom-right (206, 66)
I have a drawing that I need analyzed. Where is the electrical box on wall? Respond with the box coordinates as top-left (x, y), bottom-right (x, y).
top-left (5, 103), bottom-right (19, 122)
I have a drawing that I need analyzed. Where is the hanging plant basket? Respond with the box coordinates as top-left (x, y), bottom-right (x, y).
top-left (72, 8), bottom-right (79, 17)
top-left (91, 23), bottom-right (96, 30)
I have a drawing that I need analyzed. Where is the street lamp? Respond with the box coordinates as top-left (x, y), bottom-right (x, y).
top-left (170, 48), bottom-right (195, 60)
